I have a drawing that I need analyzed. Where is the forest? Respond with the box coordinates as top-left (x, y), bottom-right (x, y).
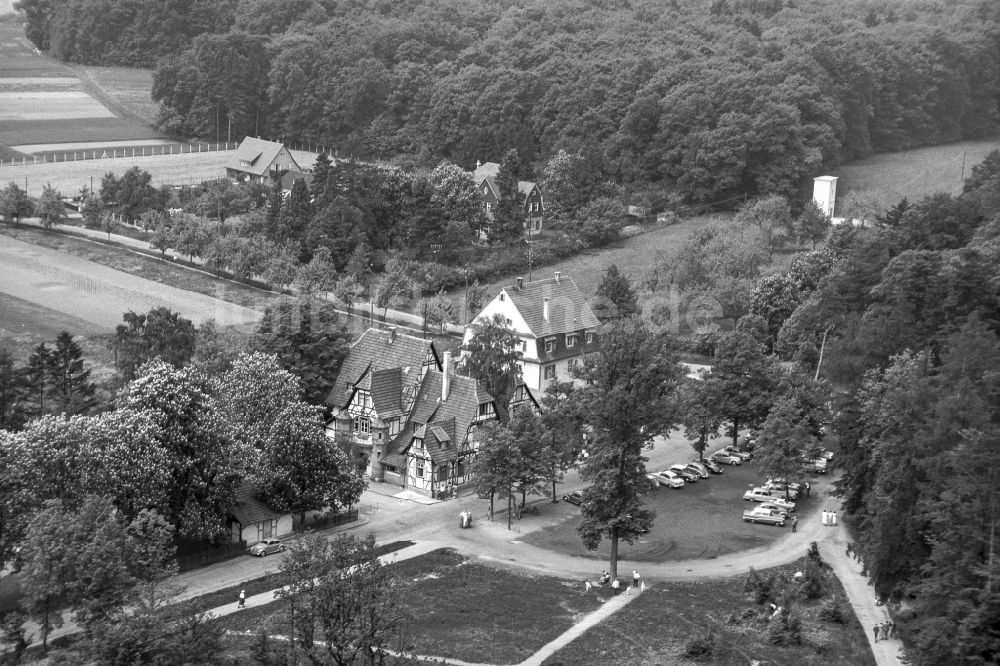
top-left (16, 0), bottom-right (1000, 204)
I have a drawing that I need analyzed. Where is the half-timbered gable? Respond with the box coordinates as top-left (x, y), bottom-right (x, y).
top-left (381, 354), bottom-right (500, 497)
top-left (325, 328), bottom-right (442, 477)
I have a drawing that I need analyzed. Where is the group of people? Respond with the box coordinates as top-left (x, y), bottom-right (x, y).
top-left (589, 570), bottom-right (643, 594)
top-left (821, 509), bottom-right (839, 525)
top-left (873, 620), bottom-right (896, 641)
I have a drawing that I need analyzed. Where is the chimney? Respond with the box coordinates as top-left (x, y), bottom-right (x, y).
top-left (515, 277), bottom-right (524, 290)
top-left (543, 297), bottom-right (550, 322)
top-left (554, 271), bottom-right (561, 283)
top-left (442, 351), bottom-right (452, 401)
top-left (388, 326), bottom-right (397, 342)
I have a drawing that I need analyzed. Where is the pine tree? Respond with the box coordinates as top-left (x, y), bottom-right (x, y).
top-left (47, 331), bottom-right (96, 416)
top-left (23, 343), bottom-right (52, 416)
top-left (489, 149), bottom-right (526, 244)
top-left (595, 264), bottom-right (639, 319)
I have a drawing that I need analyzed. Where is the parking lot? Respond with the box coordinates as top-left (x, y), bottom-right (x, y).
top-left (523, 452), bottom-right (824, 563)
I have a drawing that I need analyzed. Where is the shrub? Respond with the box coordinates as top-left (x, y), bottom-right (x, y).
top-left (817, 598), bottom-right (847, 624)
top-left (766, 606), bottom-right (803, 646)
top-left (807, 541), bottom-right (824, 567)
top-left (744, 567), bottom-right (777, 605)
top-left (800, 558), bottom-right (827, 600)
top-left (683, 630), bottom-right (716, 660)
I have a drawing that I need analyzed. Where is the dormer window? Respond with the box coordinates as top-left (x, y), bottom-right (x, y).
top-left (240, 160), bottom-right (251, 167)
top-left (586, 332), bottom-right (594, 344)
top-left (566, 334), bottom-right (577, 348)
top-left (545, 338), bottom-right (556, 353)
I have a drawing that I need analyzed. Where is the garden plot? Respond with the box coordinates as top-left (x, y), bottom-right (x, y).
top-left (0, 90), bottom-right (116, 120)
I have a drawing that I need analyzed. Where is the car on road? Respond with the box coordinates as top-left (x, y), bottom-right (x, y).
top-left (669, 464), bottom-right (700, 482)
top-left (743, 487), bottom-right (796, 510)
top-left (684, 462), bottom-right (711, 479)
top-left (648, 470), bottom-right (685, 488)
top-left (712, 450), bottom-right (743, 465)
top-left (742, 506), bottom-right (786, 526)
top-left (697, 458), bottom-right (724, 474)
top-left (250, 538), bottom-right (284, 557)
top-left (562, 490), bottom-right (585, 506)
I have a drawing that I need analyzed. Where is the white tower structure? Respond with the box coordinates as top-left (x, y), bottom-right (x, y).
top-left (812, 175), bottom-right (838, 217)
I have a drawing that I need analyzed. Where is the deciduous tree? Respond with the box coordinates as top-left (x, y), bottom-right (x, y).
top-left (461, 313), bottom-right (522, 407)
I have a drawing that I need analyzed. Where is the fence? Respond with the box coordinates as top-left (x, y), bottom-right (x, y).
top-left (296, 507), bottom-right (359, 533)
top-left (0, 141), bottom-right (239, 168)
top-left (176, 538), bottom-right (248, 572)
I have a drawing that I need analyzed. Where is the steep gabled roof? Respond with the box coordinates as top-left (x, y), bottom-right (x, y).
top-left (326, 328), bottom-right (439, 408)
top-left (370, 368), bottom-right (403, 418)
top-left (473, 161), bottom-right (537, 203)
top-left (388, 372), bottom-right (495, 464)
top-left (503, 276), bottom-right (601, 337)
top-left (229, 483), bottom-right (285, 526)
top-left (224, 137), bottom-right (301, 177)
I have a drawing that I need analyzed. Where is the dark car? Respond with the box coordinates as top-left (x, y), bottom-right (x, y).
top-left (562, 490), bottom-right (585, 506)
top-left (698, 458), bottom-right (724, 474)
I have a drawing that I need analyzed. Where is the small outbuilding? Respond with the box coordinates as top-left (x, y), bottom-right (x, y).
top-left (228, 483), bottom-right (293, 546)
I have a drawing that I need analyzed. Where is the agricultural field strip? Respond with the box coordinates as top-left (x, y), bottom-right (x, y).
top-left (13, 139), bottom-right (177, 152)
top-left (0, 235), bottom-right (263, 330)
top-left (0, 90), bottom-right (116, 119)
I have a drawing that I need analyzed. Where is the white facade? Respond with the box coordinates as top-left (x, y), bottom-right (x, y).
top-left (813, 176), bottom-right (838, 218)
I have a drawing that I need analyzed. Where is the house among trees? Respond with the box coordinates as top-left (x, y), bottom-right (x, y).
top-left (224, 137), bottom-right (303, 184)
top-left (377, 353), bottom-right (498, 496)
top-left (324, 328), bottom-right (442, 476)
top-left (463, 272), bottom-right (601, 391)
top-left (473, 160), bottom-right (544, 234)
top-left (228, 483), bottom-right (293, 546)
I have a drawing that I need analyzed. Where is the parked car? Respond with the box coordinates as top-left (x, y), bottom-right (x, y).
top-left (684, 462), bottom-right (711, 479)
top-left (759, 501), bottom-right (793, 516)
top-left (698, 458), bottom-right (724, 474)
top-left (742, 487), bottom-right (796, 510)
top-left (562, 490), bottom-right (585, 506)
top-left (712, 450), bottom-right (743, 465)
top-left (719, 446), bottom-right (752, 461)
top-left (764, 479), bottom-right (801, 499)
top-left (742, 506), bottom-right (786, 526)
top-left (669, 464), bottom-right (700, 482)
top-left (803, 460), bottom-right (828, 474)
top-left (250, 538), bottom-right (284, 557)
top-left (648, 470), bottom-right (685, 488)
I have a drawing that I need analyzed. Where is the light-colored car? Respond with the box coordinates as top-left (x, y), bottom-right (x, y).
top-left (250, 538), bottom-right (284, 557)
top-left (742, 506), bottom-right (786, 526)
top-left (669, 464), bottom-right (699, 482)
top-left (759, 501), bottom-right (794, 516)
top-left (764, 479), bottom-right (801, 499)
top-left (684, 462), bottom-right (711, 479)
top-left (648, 471), bottom-right (685, 488)
top-left (719, 446), bottom-right (752, 461)
top-left (712, 450), bottom-right (743, 465)
top-left (742, 487), bottom-right (796, 510)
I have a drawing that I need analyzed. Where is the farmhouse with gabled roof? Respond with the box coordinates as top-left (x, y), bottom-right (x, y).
top-left (462, 272), bottom-right (601, 391)
top-left (473, 161), bottom-right (544, 234)
top-left (225, 137), bottom-right (302, 184)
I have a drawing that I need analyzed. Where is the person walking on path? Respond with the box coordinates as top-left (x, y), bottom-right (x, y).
top-left (792, 515), bottom-right (798, 532)
top-left (632, 570), bottom-right (641, 588)
top-left (238, 589), bottom-right (245, 609)
top-left (805, 482), bottom-right (810, 497)
top-left (873, 623), bottom-right (879, 642)
top-left (611, 578), bottom-right (620, 594)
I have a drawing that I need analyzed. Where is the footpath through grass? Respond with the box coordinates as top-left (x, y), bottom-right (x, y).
top-left (216, 548), bottom-right (605, 665)
top-left (542, 554), bottom-right (874, 666)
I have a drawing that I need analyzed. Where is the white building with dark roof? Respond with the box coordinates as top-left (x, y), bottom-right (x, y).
top-left (462, 272), bottom-right (601, 391)
top-left (225, 137), bottom-right (303, 184)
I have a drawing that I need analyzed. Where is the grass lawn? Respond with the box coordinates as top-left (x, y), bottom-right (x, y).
top-left (542, 555), bottom-right (876, 666)
top-left (0, 291), bottom-right (113, 361)
top-left (0, 225), bottom-right (281, 312)
top-left (830, 137), bottom-right (1000, 204)
top-left (215, 548), bottom-right (605, 665)
top-left (73, 65), bottom-right (159, 126)
top-left (524, 461), bottom-right (812, 562)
